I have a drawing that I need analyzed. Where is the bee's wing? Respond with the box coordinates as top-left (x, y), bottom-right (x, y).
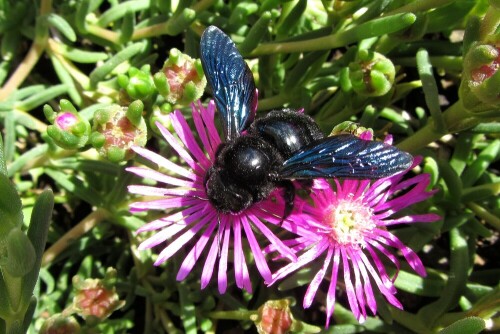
top-left (279, 134), bottom-right (413, 179)
top-left (200, 26), bottom-right (257, 141)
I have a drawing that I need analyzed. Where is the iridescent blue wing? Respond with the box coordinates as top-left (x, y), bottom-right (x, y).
top-left (280, 134), bottom-right (413, 179)
top-left (200, 26), bottom-right (257, 141)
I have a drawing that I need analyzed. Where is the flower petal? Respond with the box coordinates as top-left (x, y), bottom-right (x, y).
top-left (218, 219), bottom-right (231, 294)
top-left (131, 145), bottom-right (196, 180)
top-left (126, 167), bottom-right (194, 187)
top-left (241, 215), bottom-right (272, 282)
top-left (177, 216), bottom-right (218, 281)
top-left (170, 110), bottom-right (211, 168)
top-left (304, 244), bottom-right (333, 308)
top-left (325, 247), bottom-right (341, 328)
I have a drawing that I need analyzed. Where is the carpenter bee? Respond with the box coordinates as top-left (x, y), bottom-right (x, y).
top-left (200, 26), bottom-right (413, 219)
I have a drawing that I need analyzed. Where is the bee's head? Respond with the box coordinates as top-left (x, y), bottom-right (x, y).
top-left (204, 167), bottom-right (253, 214)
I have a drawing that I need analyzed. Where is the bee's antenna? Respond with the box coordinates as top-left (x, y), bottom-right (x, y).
top-left (217, 213), bottom-right (222, 257)
top-left (187, 194), bottom-right (208, 201)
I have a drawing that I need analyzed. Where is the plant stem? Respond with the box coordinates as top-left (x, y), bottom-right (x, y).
top-left (41, 208), bottom-right (111, 266)
top-left (86, 24), bottom-right (121, 45)
top-left (258, 94), bottom-right (290, 111)
top-left (467, 202), bottom-right (500, 230)
top-left (383, 0), bottom-right (454, 16)
top-left (397, 101), bottom-right (477, 153)
top-left (0, 0), bottom-right (53, 101)
top-left (250, 13), bottom-right (416, 56)
top-left (480, 5), bottom-right (500, 40)
top-left (192, 0), bottom-right (216, 13)
top-left (47, 39), bottom-right (92, 89)
top-left (0, 41), bottom-right (47, 101)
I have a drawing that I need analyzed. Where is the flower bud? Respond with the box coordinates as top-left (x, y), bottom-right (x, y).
top-left (149, 103), bottom-right (174, 135)
top-left (253, 300), bottom-right (294, 334)
top-left (44, 100), bottom-right (91, 149)
top-left (460, 43), bottom-right (500, 111)
top-left (90, 100), bottom-right (147, 162)
top-left (117, 65), bottom-right (156, 100)
top-left (39, 314), bottom-right (80, 334)
top-left (72, 268), bottom-right (124, 321)
top-left (345, 50), bottom-right (396, 97)
top-left (154, 48), bottom-right (206, 105)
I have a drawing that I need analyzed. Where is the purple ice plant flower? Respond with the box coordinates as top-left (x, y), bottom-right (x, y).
top-left (269, 143), bottom-right (440, 326)
top-left (127, 101), bottom-right (298, 294)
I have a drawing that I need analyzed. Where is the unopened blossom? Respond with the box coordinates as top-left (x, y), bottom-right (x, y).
top-left (127, 101), bottom-right (299, 294)
top-left (44, 99), bottom-right (90, 149)
top-left (72, 268), bottom-right (125, 321)
top-left (270, 149), bottom-right (440, 326)
top-left (90, 100), bottom-right (147, 162)
top-left (153, 48), bottom-right (206, 105)
top-left (254, 299), bottom-right (294, 334)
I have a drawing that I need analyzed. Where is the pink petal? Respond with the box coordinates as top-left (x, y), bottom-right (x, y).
top-left (156, 121), bottom-right (198, 171)
top-left (138, 223), bottom-right (187, 250)
top-left (201, 232), bottom-right (220, 289)
top-left (304, 246), bottom-right (333, 308)
top-left (271, 240), bottom-right (328, 284)
top-left (199, 101), bottom-right (222, 155)
top-left (218, 219), bottom-right (231, 294)
top-left (177, 216), bottom-right (218, 281)
top-left (126, 167), bottom-right (194, 187)
top-left (241, 215), bottom-right (272, 282)
top-left (381, 213), bottom-right (441, 226)
top-left (359, 251), bottom-right (403, 309)
top-left (325, 247), bottom-right (341, 328)
top-left (154, 213), bottom-right (211, 265)
top-left (136, 204), bottom-right (206, 232)
top-left (247, 211), bottom-right (296, 261)
top-left (131, 145), bottom-right (196, 180)
top-left (347, 248), bottom-right (367, 321)
top-left (365, 241), bottom-right (399, 291)
top-left (128, 185), bottom-right (202, 198)
top-left (130, 197), bottom-right (198, 211)
top-left (352, 250), bottom-right (377, 315)
top-left (341, 248), bottom-right (362, 322)
top-left (170, 110), bottom-right (210, 168)
top-left (231, 216), bottom-right (252, 293)
top-left (374, 230), bottom-right (426, 276)
top-left (192, 103), bottom-right (218, 158)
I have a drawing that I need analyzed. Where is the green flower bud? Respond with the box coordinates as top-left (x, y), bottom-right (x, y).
top-left (149, 103), bottom-right (174, 135)
top-left (347, 50), bottom-right (396, 97)
top-left (117, 65), bottom-right (156, 100)
top-left (460, 43), bottom-right (500, 111)
top-left (72, 268), bottom-right (125, 321)
top-left (154, 48), bottom-right (206, 105)
top-left (90, 101), bottom-right (147, 162)
top-left (44, 100), bottom-right (91, 149)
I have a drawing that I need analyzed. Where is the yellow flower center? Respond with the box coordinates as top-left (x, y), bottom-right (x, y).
top-left (326, 195), bottom-right (375, 248)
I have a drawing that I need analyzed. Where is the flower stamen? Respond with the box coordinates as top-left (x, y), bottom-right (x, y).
top-left (327, 197), bottom-right (375, 248)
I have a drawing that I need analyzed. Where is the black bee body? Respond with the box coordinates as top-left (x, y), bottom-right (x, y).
top-left (200, 26), bottom-right (413, 218)
top-left (205, 109), bottom-right (323, 214)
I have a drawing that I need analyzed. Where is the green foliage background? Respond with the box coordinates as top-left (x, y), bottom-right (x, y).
top-left (0, 0), bottom-right (498, 333)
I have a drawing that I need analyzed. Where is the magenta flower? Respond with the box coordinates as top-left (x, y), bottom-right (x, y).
top-left (127, 101), bottom-right (296, 293)
top-left (269, 156), bottom-right (440, 326)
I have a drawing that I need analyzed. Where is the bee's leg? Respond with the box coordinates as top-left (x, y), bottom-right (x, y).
top-left (277, 180), bottom-right (295, 224)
